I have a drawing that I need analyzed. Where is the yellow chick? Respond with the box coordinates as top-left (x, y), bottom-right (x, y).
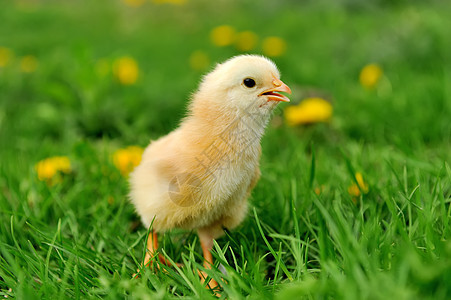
top-left (129, 55), bottom-right (291, 287)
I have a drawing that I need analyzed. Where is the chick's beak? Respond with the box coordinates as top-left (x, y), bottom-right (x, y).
top-left (259, 78), bottom-right (292, 102)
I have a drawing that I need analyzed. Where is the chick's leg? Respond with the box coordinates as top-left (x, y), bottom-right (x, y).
top-left (133, 230), bottom-right (158, 278)
top-left (143, 230), bottom-right (182, 268)
top-left (143, 231), bottom-right (158, 267)
top-left (197, 229), bottom-right (219, 290)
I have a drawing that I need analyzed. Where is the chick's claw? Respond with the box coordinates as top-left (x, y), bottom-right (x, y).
top-left (198, 270), bottom-right (219, 289)
top-left (132, 230), bottom-right (183, 278)
top-left (132, 255), bottom-right (184, 279)
top-left (156, 254), bottom-right (184, 268)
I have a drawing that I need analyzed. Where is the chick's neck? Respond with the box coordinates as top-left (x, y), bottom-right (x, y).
top-left (187, 102), bottom-right (270, 157)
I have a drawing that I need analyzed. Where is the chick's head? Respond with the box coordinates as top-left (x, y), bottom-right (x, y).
top-left (194, 55), bottom-right (291, 117)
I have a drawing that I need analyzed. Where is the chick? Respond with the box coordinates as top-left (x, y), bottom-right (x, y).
top-left (129, 55), bottom-right (291, 286)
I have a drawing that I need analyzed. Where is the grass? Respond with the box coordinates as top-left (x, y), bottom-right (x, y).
top-left (0, 0), bottom-right (450, 299)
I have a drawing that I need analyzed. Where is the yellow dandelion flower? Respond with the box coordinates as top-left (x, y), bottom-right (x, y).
top-left (113, 146), bottom-right (144, 177)
top-left (284, 97), bottom-right (332, 126)
top-left (262, 36), bottom-right (287, 57)
top-left (113, 56), bottom-right (139, 85)
top-left (152, 0), bottom-right (186, 4)
top-left (189, 50), bottom-right (210, 71)
top-left (348, 172), bottom-right (369, 197)
top-left (122, 0), bottom-right (145, 7)
top-left (35, 156), bottom-right (72, 184)
top-left (359, 63), bottom-right (383, 89)
top-left (0, 47), bottom-right (13, 67)
top-left (314, 185), bottom-right (325, 195)
top-left (235, 31), bottom-right (258, 52)
top-left (20, 55), bottom-right (38, 73)
top-left (210, 25), bottom-right (236, 47)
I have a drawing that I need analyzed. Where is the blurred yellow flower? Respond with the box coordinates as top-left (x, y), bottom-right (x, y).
top-left (262, 36), bottom-right (287, 57)
top-left (189, 50), bottom-right (210, 71)
top-left (348, 172), bottom-right (369, 197)
top-left (113, 146), bottom-right (144, 176)
top-left (20, 55), bottom-right (38, 73)
top-left (284, 97), bottom-right (332, 126)
top-left (314, 185), bottom-right (325, 195)
top-left (113, 56), bottom-right (139, 85)
top-left (235, 31), bottom-right (258, 52)
top-left (210, 25), bottom-right (236, 47)
top-left (0, 47), bottom-right (13, 67)
top-left (152, 0), bottom-right (186, 4)
top-left (122, 0), bottom-right (145, 7)
top-left (35, 156), bottom-right (72, 184)
top-left (359, 63), bottom-right (383, 89)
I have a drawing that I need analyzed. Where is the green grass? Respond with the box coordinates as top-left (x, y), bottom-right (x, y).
top-left (1, 0), bottom-right (450, 299)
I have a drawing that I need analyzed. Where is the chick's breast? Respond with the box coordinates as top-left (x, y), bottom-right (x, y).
top-left (129, 127), bottom-right (260, 234)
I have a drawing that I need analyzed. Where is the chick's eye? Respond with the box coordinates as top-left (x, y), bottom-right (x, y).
top-left (243, 78), bottom-right (256, 88)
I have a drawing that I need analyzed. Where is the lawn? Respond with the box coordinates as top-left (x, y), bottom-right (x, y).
top-left (0, 0), bottom-right (450, 299)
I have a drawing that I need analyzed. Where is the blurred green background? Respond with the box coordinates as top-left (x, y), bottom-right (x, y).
top-left (1, 0), bottom-right (450, 148)
top-left (0, 0), bottom-right (450, 299)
